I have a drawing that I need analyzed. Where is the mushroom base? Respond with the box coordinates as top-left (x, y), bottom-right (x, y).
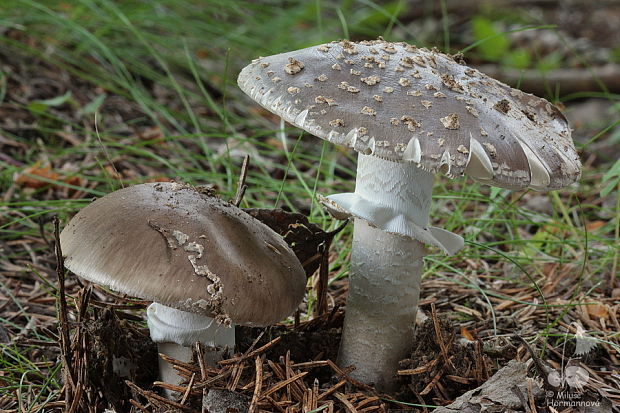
top-left (147, 303), bottom-right (235, 395)
top-left (337, 218), bottom-right (426, 391)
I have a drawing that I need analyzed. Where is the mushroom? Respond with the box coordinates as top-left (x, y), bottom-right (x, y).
top-left (237, 39), bottom-right (581, 390)
top-left (60, 182), bottom-right (306, 391)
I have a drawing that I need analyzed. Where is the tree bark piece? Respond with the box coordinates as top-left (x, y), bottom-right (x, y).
top-left (433, 360), bottom-right (538, 412)
top-left (475, 64), bottom-right (620, 96)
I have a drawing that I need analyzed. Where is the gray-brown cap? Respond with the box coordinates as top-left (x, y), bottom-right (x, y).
top-left (238, 39), bottom-right (581, 190)
top-left (60, 182), bottom-right (306, 327)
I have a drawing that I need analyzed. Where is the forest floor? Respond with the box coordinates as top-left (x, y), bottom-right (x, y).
top-left (0, 1), bottom-right (618, 412)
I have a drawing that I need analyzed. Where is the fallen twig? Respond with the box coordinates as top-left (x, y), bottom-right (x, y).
top-left (232, 154), bottom-right (250, 207)
top-left (53, 216), bottom-right (75, 410)
top-left (248, 356), bottom-right (263, 413)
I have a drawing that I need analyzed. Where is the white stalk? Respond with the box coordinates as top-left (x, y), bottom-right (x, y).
top-left (335, 154), bottom-right (435, 391)
top-left (147, 303), bottom-right (235, 395)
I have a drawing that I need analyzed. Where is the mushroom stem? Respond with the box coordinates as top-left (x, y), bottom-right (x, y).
top-left (336, 154), bottom-right (434, 391)
top-left (339, 219), bottom-right (425, 390)
top-left (147, 303), bottom-right (235, 395)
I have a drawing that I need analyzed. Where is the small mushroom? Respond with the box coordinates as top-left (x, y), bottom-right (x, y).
top-left (237, 39), bottom-right (581, 390)
top-left (60, 182), bottom-right (306, 392)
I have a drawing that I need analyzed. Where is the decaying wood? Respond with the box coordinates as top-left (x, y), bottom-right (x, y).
top-left (476, 64), bottom-right (620, 96)
top-left (433, 361), bottom-right (537, 412)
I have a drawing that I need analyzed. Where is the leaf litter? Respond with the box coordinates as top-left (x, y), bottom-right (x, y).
top-left (1, 19), bottom-right (619, 413)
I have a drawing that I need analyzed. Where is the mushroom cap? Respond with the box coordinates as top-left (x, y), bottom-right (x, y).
top-left (60, 182), bottom-right (307, 327)
top-left (238, 39), bottom-right (581, 190)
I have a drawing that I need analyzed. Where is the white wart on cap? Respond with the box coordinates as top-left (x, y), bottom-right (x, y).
top-left (60, 182), bottom-right (306, 327)
top-left (238, 39), bottom-right (581, 190)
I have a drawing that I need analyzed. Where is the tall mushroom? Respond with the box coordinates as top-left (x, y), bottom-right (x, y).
top-left (60, 182), bottom-right (306, 390)
top-left (237, 39), bottom-right (581, 390)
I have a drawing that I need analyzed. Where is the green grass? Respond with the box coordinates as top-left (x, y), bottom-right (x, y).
top-left (0, 0), bottom-right (618, 409)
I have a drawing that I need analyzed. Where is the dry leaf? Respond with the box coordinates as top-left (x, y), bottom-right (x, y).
top-left (585, 220), bottom-right (605, 231)
top-left (15, 164), bottom-right (62, 188)
top-left (586, 302), bottom-right (609, 319)
top-left (460, 326), bottom-right (475, 342)
top-left (145, 177), bottom-right (173, 183)
top-left (243, 208), bottom-right (341, 277)
top-left (15, 163), bottom-right (84, 190)
top-left (196, 49), bottom-right (209, 59)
